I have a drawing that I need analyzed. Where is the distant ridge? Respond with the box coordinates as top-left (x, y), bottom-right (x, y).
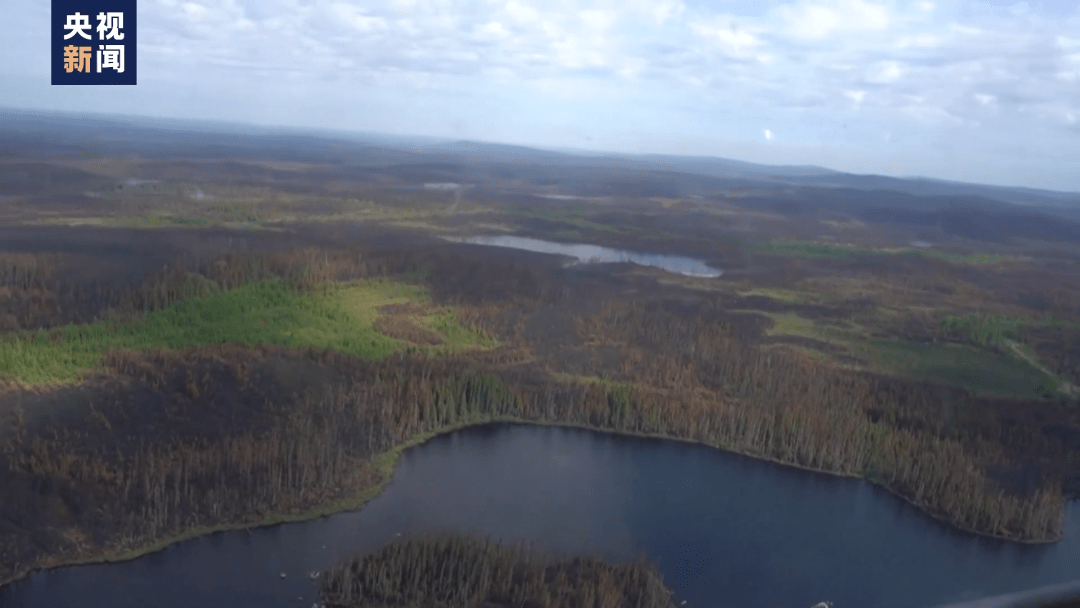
top-left (1, 107), bottom-right (1078, 210)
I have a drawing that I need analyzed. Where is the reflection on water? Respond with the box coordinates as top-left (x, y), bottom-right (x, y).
top-left (445, 235), bottom-right (723, 278)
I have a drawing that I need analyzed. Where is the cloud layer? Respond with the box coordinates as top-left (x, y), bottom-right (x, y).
top-left (3, 0), bottom-right (1080, 190)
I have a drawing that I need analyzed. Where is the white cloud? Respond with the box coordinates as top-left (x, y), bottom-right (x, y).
top-left (182, 2), bottom-right (208, 19)
top-left (681, 74), bottom-right (706, 87)
top-left (501, 1), bottom-right (542, 26)
top-left (5, 0), bottom-right (1080, 191)
top-left (776, 0), bottom-right (891, 40)
top-left (579, 9), bottom-right (615, 31)
top-left (485, 65), bottom-right (517, 81)
top-left (764, 128), bottom-right (773, 139)
top-left (845, 90), bottom-right (867, 104)
top-left (950, 23), bottom-right (982, 36)
top-left (1005, 1), bottom-right (1033, 16)
top-left (690, 20), bottom-right (764, 59)
top-left (715, 28), bottom-right (759, 50)
top-left (474, 21), bottom-right (510, 42)
top-left (616, 56), bottom-right (646, 80)
top-left (867, 60), bottom-right (903, 83)
top-left (648, 0), bottom-right (684, 24)
top-left (896, 33), bottom-right (940, 49)
top-left (331, 5), bottom-right (388, 32)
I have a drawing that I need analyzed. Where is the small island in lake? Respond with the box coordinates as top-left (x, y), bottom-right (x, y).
top-left (1, 112), bottom-right (1079, 598)
top-left (319, 534), bottom-right (676, 608)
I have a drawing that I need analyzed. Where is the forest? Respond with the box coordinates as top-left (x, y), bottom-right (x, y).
top-left (1, 236), bottom-right (1077, 590)
top-left (2, 123), bottom-right (1080, 595)
top-left (319, 533), bottom-right (675, 608)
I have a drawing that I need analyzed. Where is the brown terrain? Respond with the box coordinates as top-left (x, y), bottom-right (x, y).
top-left (1, 113), bottom-right (1080, 597)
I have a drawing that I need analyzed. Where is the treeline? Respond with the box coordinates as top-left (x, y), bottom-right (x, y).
top-left (558, 300), bottom-right (1070, 541)
top-left (1, 237), bottom-right (1077, 588)
top-left (0, 252), bottom-right (58, 291)
top-left (940, 313), bottom-right (1024, 349)
top-left (1, 340), bottom-right (1067, 588)
top-left (1020, 324), bottom-right (1080, 389)
top-left (320, 534), bottom-right (675, 608)
top-left (0, 246), bottom-right (429, 332)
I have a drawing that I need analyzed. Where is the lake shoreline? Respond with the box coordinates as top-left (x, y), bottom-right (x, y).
top-left (0, 416), bottom-right (1064, 590)
top-left (442, 234), bottom-right (725, 277)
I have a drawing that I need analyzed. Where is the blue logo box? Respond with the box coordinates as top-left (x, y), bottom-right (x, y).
top-left (52, 0), bottom-right (137, 85)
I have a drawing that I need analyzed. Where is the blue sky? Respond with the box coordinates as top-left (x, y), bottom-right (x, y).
top-left (3, 0), bottom-right (1079, 191)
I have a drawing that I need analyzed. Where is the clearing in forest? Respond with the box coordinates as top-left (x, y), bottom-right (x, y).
top-left (0, 278), bottom-right (496, 388)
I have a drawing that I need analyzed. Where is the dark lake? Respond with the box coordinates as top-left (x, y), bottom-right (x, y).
top-left (444, 235), bottom-right (724, 277)
top-left (2, 423), bottom-right (1078, 608)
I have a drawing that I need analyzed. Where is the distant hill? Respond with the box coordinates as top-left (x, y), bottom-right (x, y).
top-left (430, 137), bottom-right (1080, 211)
top-left (2, 108), bottom-right (1078, 217)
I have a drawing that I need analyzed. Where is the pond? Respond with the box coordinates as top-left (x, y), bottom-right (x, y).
top-left (445, 235), bottom-right (724, 278)
top-left (2, 423), bottom-right (1078, 608)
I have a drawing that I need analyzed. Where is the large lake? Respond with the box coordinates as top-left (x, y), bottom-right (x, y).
top-left (445, 235), bottom-right (724, 278)
top-left (2, 424), bottom-right (1078, 608)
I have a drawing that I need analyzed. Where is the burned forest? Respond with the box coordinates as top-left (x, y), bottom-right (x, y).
top-left (2, 114), bottom-right (1080, 601)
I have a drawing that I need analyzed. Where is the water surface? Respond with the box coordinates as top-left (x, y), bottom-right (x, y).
top-left (446, 235), bottom-right (723, 277)
top-left (2, 424), bottom-right (1078, 608)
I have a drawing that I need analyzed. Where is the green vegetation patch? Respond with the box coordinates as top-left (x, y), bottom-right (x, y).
top-left (749, 240), bottom-right (1023, 265)
top-left (752, 311), bottom-right (867, 347)
top-left (869, 338), bottom-right (1059, 399)
top-left (215, 203), bottom-right (262, 223)
top-left (763, 311), bottom-right (819, 337)
top-left (910, 250), bottom-right (1022, 265)
top-left (937, 314), bottom-right (1079, 396)
top-left (737, 287), bottom-right (813, 303)
top-left (750, 241), bottom-right (861, 259)
top-left (0, 278), bottom-right (493, 388)
top-left (513, 206), bottom-right (642, 236)
top-left (736, 308), bottom-right (1060, 398)
top-left (33, 215), bottom-right (223, 229)
top-left (122, 215), bottom-right (212, 228)
top-left (414, 308), bottom-right (497, 351)
top-left (941, 313), bottom-right (1024, 348)
top-left (1034, 317), bottom-right (1080, 332)
top-left (942, 313), bottom-right (1080, 347)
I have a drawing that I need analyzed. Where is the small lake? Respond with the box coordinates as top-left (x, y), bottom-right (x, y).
top-left (446, 235), bottom-right (724, 278)
top-left (2, 424), bottom-right (1079, 608)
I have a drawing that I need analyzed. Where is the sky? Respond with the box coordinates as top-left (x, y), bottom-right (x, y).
top-left (2, 0), bottom-right (1079, 192)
